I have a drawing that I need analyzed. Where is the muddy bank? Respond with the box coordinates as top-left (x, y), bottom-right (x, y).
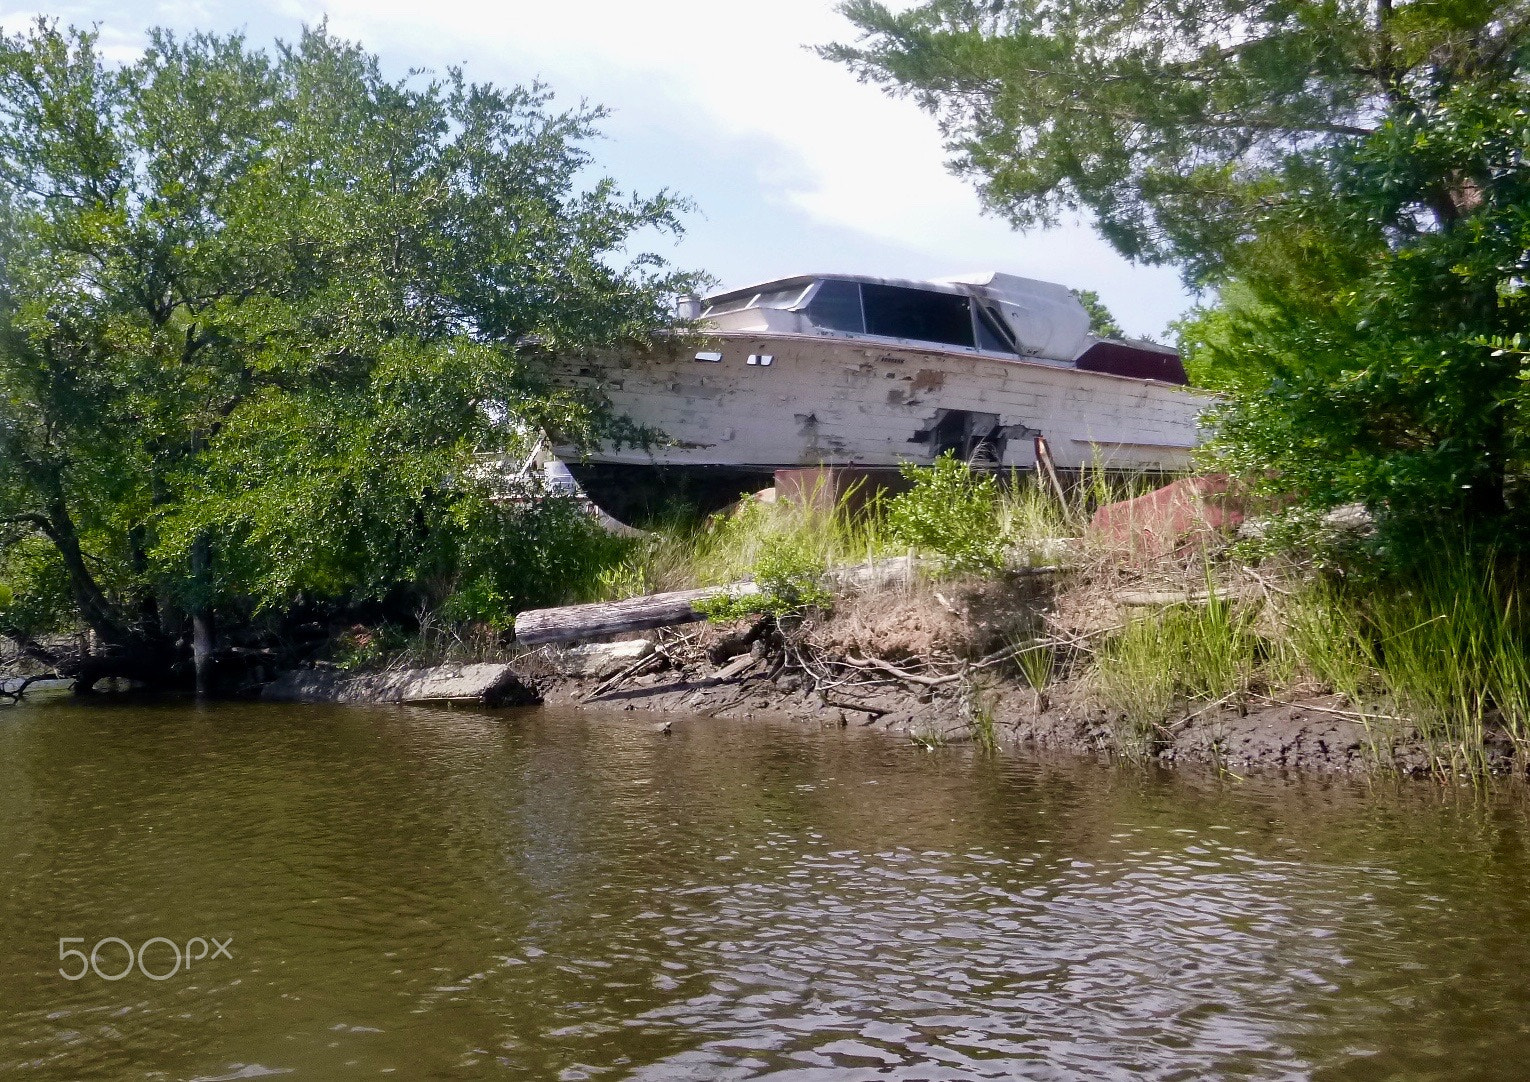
top-left (513, 632), bottom-right (1486, 779)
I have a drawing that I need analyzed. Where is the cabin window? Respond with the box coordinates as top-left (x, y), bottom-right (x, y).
top-left (701, 296), bottom-right (753, 318)
top-left (805, 279), bottom-right (866, 333)
top-left (861, 284), bottom-right (975, 348)
top-left (752, 285), bottom-right (810, 310)
top-left (974, 304), bottom-right (1018, 354)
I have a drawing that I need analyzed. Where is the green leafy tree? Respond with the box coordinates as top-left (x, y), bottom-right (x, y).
top-left (824, 0), bottom-right (1530, 278)
top-left (1070, 288), bottom-right (1123, 339)
top-left (828, 0), bottom-right (1530, 539)
top-left (0, 21), bottom-right (697, 685)
top-left (1182, 81), bottom-right (1530, 534)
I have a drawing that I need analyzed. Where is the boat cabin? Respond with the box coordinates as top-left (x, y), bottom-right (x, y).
top-left (699, 273), bottom-right (1187, 385)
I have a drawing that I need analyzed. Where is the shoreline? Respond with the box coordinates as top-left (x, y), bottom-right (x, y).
top-left (515, 634), bottom-right (1491, 779)
top-left (4, 642), bottom-right (1510, 780)
top-left (8, 618), bottom-right (1517, 789)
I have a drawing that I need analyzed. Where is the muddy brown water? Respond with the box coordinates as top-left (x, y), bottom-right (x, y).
top-left (3, 698), bottom-right (1530, 1079)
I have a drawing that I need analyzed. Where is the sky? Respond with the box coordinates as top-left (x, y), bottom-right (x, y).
top-left (0, 0), bottom-right (1197, 339)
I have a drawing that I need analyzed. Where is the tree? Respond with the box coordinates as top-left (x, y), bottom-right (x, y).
top-left (1070, 288), bottom-right (1123, 339)
top-left (1181, 80), bottom-right (1530, 534)
top-left (0, 21), bottom-right (697, 686)
top-left (824, 0), bottom-right (1530, 278)
top-left (827, 0), bottom-right (1530, 538)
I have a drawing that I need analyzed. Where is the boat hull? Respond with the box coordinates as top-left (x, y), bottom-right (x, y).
top-left (550, 331), bottom-right (1209, 473)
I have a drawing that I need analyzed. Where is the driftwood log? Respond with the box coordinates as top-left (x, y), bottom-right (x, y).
top-left (512, 557), bottom-right (932, 646)
top-left (514, 584), bottom-right (761, 645)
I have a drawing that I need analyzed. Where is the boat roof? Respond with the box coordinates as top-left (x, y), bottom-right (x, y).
top-left (702, 272), bottom-right (1175, 356)
top-left (703, 272), bottom-right (987, 307)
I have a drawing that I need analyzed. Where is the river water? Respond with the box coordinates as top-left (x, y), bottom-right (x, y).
top-left (3, 698), bottom-right (1530, 1079)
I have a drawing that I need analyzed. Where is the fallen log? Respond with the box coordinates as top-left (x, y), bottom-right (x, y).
top-left (512, 556), bottom-right (932, 646)
top-left (1114, 585), bottom-right (1259, 607)
top-left (514, 583), bottom-right (761, 645)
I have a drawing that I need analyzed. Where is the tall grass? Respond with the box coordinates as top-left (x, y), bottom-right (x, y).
top-left (1269, 583), bottom-right (1374, 703)
top-left (1087, 536), bottom-right (1530, 776)
top-left (1095, 588), bottom-right (1259, 753)
top-left (1363, 547), bottom-right (1530, 774)
top-left (592, 484), bottom-right (888, 599)
top-left (997, 477), bottom-right (1075, 565)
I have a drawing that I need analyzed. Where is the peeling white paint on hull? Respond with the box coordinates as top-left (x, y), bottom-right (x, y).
top-left (551, 331), bottom-right (1209, 473)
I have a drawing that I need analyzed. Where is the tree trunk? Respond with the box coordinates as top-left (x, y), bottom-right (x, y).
top-left (512, 558), bottom-right (922, 645)
top-left (17, 502), bottom-right (181, 691)
top-left (191, 533), bottom-right (215, 697)
top-left (129, 523), bottom-right (160, 628)
top-left (38, 500), bottom-right (134, 648)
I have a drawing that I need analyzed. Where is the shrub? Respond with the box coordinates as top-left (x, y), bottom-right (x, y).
top-left (886, 453), bottom-right (1005, 574)
top-left (440, 494), bottom-right (635, 629)
top-left (0, 537), bottom-right (75, 643)
top-left (700, 533), bottom-right (833, 622)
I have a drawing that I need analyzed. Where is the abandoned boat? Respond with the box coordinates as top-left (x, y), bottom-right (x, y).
top-left (549, 271), bottom-right (1210, 508)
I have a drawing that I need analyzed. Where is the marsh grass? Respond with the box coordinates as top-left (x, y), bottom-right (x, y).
top-left (1269, 584), bottom-right (1374, 701)
top-left (1095, 588), bottom-right (1260, 755)
top-left (1013, 640), bottom-right (1057, 693)
top-left (1084, 536), bottom-right (1530, 776)
top-left (1362, 548), bottom-right (1530, 775)
top-left (963, 678), bottom-right (1000, 754)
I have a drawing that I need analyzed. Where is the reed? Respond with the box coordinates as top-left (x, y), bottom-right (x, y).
top-left (1094, 587), bottom-right (1260, 755)
top-left (1361, 545), bottom-right (1530, 776)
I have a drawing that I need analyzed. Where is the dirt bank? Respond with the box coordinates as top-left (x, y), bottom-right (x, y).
top-left (513, 625), bottom-right (1484, 779)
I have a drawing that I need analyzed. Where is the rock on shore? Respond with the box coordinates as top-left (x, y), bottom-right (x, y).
top-left (262, 662), bottom-right (539, 706)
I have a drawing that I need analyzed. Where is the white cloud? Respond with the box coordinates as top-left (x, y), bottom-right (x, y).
top-left (294, 1), bottom-right (975, 247)
top-left (280, 0), bottom-right (1193, 332)
top-left (0, 0), bottom-right (1195, 335)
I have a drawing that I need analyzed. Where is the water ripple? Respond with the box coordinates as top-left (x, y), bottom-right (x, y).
top-left (3, 702), bottom-right (1530, 1079)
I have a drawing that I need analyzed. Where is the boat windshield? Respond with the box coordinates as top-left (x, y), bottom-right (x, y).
top-left (703, 277), bottom-right (1021, 356)
top-left (804, 279), bottom-right (1014, 352)
top-left (701, 283), bottom-right (811, 318)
